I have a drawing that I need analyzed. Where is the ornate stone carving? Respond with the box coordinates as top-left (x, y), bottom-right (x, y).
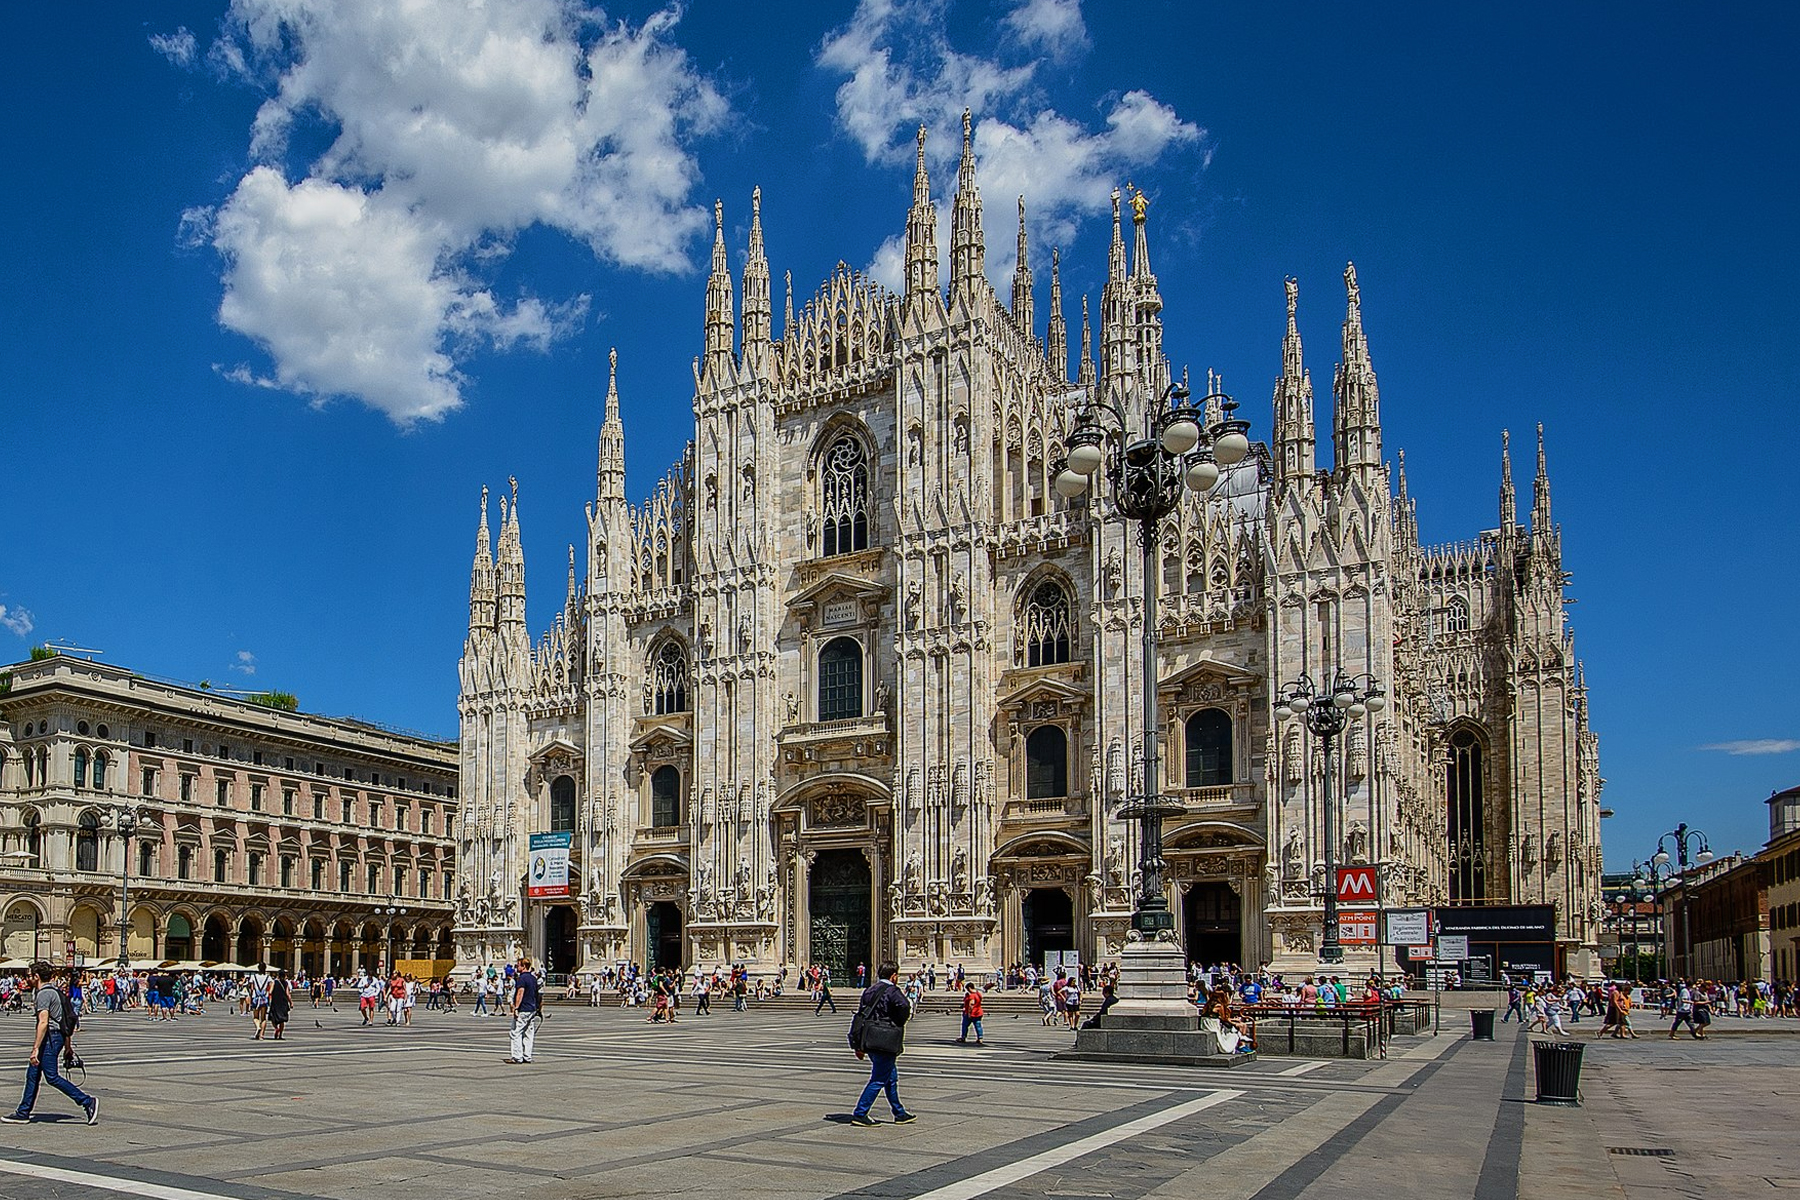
top-left (809, 792), bottom-right (865, 828)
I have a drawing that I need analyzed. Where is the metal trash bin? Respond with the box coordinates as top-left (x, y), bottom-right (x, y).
top-left (1470, 1008), bottom-right (1496, 1040)
top-left (1533, 1040), bottom-right (1585, 1105)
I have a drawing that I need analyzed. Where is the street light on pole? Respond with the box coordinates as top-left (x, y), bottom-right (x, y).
top-left (112, 804), bottom-right (146, 970)
top-left (1054, 382), bottom-right (1250, 940)
top-left (1273, 673), bottom-right (1385, 965)
top-left (379, 905), bottom-right (407, 975)
top-left (1650, 823), bottom-right (1713, 980)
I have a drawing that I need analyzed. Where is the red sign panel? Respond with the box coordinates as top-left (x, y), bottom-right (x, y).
top-left (1338, 909), bottom-right (1379, 946)
top-left (1336, 866), bottom-right (1379, 904)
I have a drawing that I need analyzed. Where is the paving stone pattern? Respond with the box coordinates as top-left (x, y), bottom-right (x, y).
top-left (0, 1000), bottom-right (1790, 1199)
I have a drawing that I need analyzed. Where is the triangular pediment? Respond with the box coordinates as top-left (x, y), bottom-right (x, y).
top-left (1161, 656), bottom-right (1260, 691)
top-left (997, 675), bottom-right (1090, 710)
top-left (528, 737), bottom-right (583, 766)
top-left (788, 570), bottom-right (887, 611)
top-left (629, 720), bottom-right (692, 753)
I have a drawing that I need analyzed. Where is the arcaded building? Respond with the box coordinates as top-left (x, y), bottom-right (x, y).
top-left (0, 654), bottom-right (458, 975)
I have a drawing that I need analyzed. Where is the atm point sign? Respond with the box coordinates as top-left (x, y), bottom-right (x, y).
top-left (1336, 866), bottom-right (1379, 904)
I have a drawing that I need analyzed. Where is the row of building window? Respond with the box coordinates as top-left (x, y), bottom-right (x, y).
top-left (10, 723), bottom-right (452, 798)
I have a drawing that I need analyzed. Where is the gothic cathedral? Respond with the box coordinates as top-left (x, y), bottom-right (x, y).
top-left (454, 115), bottom-right (1606, 980)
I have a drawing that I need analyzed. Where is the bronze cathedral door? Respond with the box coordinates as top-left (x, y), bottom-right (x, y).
top-left (808, 848), bottom-right (872, 982)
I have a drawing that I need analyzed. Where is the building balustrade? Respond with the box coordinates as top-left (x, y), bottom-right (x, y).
top-left (1001, 793), bottom-right (1090, 822)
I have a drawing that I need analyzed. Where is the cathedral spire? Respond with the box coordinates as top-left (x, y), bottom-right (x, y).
top-left (1532, 422), bottom-right (1553, 530)
top-left (469, 485), bottom-right (495, 631)
top-left (1273, 275), bottom-right (1316, 483)
top-left (904, 125), bottom-right (940, 299)
top-left (1011, 195), bottom-right (1034, 339)
top-left (949, 109), bottom-right (986, 302)
top-left (1045, 247), bottom-right (1068, 381)
top-left (784, 269), bottom-right (794, 336)
top-left (497, 475), bottom-right (526, 632)
top-left (598, 347), bottom-right (626, 501)
top-left (1331, 261), bottom-right (1382, 476)
top-left (566, 543), bottom-right (578, 609)
top-left (1077, 293), bottom-right (1096, 388)
top-left (1500, 429), bottom-right (1517, 532)
top-left (702, 199), bottom-right (735, 377)
top-left (740, 186), bottom-right (772, 371)
top-left (1099, 188), bottom-right (1130, 395)
top-left (1130, 186), bottom-right (1153, 280)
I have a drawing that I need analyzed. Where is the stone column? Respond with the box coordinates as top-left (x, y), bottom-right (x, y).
top-left (794, 850), bottom-right (814, 967)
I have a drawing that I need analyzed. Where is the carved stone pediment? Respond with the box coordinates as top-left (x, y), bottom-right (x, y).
top-left (808, 791), bottom-right (867, 829)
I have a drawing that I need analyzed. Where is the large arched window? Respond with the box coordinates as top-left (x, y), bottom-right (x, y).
top-left (76, 810), bottom-right (101, 872)
top-left (1447, 728), bottom-right (1486, 901)
top-left (1025, 725), bottom-right (1068, 799)
top-left (74, 749), bottom-right (89, 789)
top-left (820, 434), bottom-right (870, 556)
top-left (651, 766), bottom-right (681, 828)
top-left (817, 636), bottom-right (864, 721)
top-left (651, 642), bottom-right (689, 715)
top-left (550, 775), bottom-right (577, 833)
top-left (1184, 709), bottom-right (1233, 788)
top-left (1021, 580), bottom-right (1073, 667)
top-left (1443, 596), bottom-right (1471, 635)
top-left (92, 752), bottom-right (108, 791)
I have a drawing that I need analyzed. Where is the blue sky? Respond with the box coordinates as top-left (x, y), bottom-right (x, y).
top-left (2, 2), bottom-right (1795, 867)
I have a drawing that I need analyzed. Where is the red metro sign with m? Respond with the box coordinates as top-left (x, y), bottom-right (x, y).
top-left (1336, 866), bottom-right (1379, 904)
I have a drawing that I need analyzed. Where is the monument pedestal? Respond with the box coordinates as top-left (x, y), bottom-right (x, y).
top-left (1057, 938), bottom-right (1255, 1068)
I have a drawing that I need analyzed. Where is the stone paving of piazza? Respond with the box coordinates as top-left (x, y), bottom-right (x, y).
top-left (1, 991), bottom-right (1789, 1200)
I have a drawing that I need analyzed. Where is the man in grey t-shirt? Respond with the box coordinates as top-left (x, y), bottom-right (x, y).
top-left (3, 962), bottom-right (97, 1125)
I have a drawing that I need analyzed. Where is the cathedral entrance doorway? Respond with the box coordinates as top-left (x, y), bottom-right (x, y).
top-left (1022, 888), bottom-right (1075, 971)
top-left (1183, 882), bottom-right (1241, 967)
top-left (646, 901), bottom-right (684, 969)
top-left (543, 905), bottom-right (579, 975)
top-left (808, 849), bottom-right (871, 982)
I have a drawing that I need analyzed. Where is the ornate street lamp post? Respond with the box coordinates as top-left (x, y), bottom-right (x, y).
top-left (1054, 383), bottom-right (1250, 939)
top-left (1273, 674), bottom-right (1385, 964)
top-left (1649, 823), bottom-right (1713, 979)
top-left (112, 805), bottom-right (146, 969)
top-left (380, 905), bottom-right (407, 975)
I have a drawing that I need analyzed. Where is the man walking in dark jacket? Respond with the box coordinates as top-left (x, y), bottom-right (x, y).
top-left (847, 961), bottom-right (915, 1127)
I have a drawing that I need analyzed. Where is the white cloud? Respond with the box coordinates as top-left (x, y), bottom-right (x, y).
top-left (149, 28), bottom-right (198, 68)
top-left (818, 0), bottom-right (1203, 290)
top-left (1702, 739), bottom-right (1800, 756)
top-left (0, 604), bottom-right (33, 639)
top-left (189, 0), bottom-right (725, 425)
top-left (232, 650), bottom-right (257, 676)
top-left (1000, 0), bottom-right (1088, 59)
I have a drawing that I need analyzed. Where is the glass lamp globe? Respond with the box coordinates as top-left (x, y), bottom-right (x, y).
top-left (1067, 442), bottom-right (1105, 475)
top-left (1653, 851), bottom-right (1670, 866)
top-left (1160, 418), bottom-right (1200, 455)
top-left (1697, 849), bottom-right (1714, 863)
top-left (1274, 703), bottom-right (1293, 720)
top-left (1365, 692), bottom-right (1387, 712)
top-left (1290, 695), bottom-right (1310, 714)
top-left (1055, 469), bottom-right (1089, 498)
top-left (1185, 457), bottom-right (1220, 492)
top-left (1214, 429), bottom-right (1250, 465)
top-left (1347, 701), bottom-right (1367, 718)
top-left (1333, 690), bottom-right (1355, 709)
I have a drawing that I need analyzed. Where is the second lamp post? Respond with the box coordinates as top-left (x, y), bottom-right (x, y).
top-left (1274, 673), bottom-right (1384, 964)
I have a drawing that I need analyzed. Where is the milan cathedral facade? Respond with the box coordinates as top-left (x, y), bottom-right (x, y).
top-left (454, 116), bottom-right (1606, 980)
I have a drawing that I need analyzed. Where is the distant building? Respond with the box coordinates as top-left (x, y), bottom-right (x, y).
top-left (455, 114), bottom-right (1607, 980)
top-left (1663, 851), bottom-right (1768, 984)
top-left (1763, 785), bottom-right (1800, 981)
top-left (0, 654), bottom-right (457, 975)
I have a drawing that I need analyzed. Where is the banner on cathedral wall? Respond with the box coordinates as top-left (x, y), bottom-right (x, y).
top-left (528, 832), bottom-right (571, 899)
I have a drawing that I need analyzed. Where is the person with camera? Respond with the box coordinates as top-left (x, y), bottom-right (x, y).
top-left (846, 961), bottom-right (916, 1127)
top-left (3, 962), bottom-right (97, 1126)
